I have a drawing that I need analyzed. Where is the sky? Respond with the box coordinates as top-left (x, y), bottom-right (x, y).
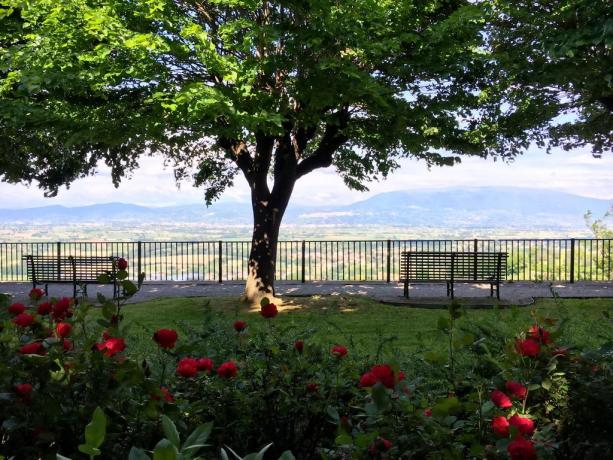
top-left (1, 145), bottom-right (612, 209)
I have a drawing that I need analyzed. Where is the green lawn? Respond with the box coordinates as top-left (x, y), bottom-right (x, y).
top-left (115, 295), bottom-right (613, 359)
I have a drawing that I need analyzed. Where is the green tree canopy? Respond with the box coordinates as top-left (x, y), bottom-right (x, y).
top-left (1, 0), bottom-right (611, 299)
top-left (488, 0), bottom-right (612, 153)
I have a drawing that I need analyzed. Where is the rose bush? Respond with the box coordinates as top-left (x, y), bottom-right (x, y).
top-left (0, 287), bottom-right (611, 459)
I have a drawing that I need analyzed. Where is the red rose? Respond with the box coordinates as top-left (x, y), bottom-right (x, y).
top-left (15, 383), bottom-right (33, 396)
top-left (423, 407), bottom-right (432, 416)
top-left (397, 371), bottom-right (406, 381)
top-left (176, 357), bottom-right (199, 378)
top-left (491, 389), bottom-right (513, 409)
top-left (505, 381), bottom-right (528, 399)
top-left (116, 258), bottom-right (128, 270)
top-left (29, 288), bottom-right (45, 301)
top-left (52, 298), bottom-right (73, 321)
top-left (151, 386), bottom-right (174, 403)
top-left (197, 357), bottom-right (214, 373)
top-left (260, 303), bottom-right (278, 319)
top-left (306, 382), bottom-right (319, 393)
top-left (371, 364), bottom-right (396, 389)
top-left (37, 302), bottom-right (53, 316)
top-left (19, 342), bottom-right (46, 355)
top-left (62, 339), bottom-right (74, 352)
top-left (217, 360), bottom-right (238, 379)
top-left (153, 328), bottom-right (178, 349)
top-left (233, 320), bottom-right (247, 332)
top-left (360, 372), bottom-right (378, 388)
top-left (528, 324), bottom-right (552, 344)
top-left (509, 415), bottom-right (535, 437)
top-left (515, 338), bottom-right (541, 357)
top-left (368, 437), bottom-right (393, 455)
top-left (102, 329), bottom-right (111, 340)
top-left (13, 313), bottom-right (34, 328)
top-left (96, 337), bottom-right (126, 357)
top-left (55, 322), bottom-right (72, 338)
top-left (294, 340), bottom-right (304, 353)
top-left (491, 416), bottom-right (510, 437)
top-left (331, 344), bottom-right (348, 358)
top-left (8, 303), bottom-right (26, 315)
top-left (507, 436), bottom-right (537, 460)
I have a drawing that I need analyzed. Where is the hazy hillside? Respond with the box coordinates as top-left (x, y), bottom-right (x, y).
top-left (0, 187), bottom-right (609, 233)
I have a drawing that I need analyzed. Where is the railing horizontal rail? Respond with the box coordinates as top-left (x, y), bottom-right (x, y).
top-left (1, 239), bottom-right (612, 283)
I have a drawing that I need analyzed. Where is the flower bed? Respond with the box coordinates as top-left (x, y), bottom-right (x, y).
top-left (1, 267), bottom-right (612, 459)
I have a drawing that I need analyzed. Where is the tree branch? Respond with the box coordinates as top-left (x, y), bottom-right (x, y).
top-left (296, 112), bottom-right (350, 179)
top-left (218, 137), bottom-right (253, 182)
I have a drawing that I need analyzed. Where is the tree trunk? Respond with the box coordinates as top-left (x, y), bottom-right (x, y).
top-left (244, 160), bottom-right (295, 303)
top-left (244, 199), bottom-right (285, 303)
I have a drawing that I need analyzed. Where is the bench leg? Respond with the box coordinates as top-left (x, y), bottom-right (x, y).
top-left (44, 284), bottom-right (48, 296)
top-left (490, 283), bottom-right (494, 297)
top-left (497, 281), bottom-right (501, 300)
top-left (404, 281), bottom-right (409, 298)
top-left (450, 282), bottom-right (454, 299)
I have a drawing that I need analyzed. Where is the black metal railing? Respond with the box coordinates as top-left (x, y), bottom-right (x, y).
top-left (0, 239), bottom-right (611, 283)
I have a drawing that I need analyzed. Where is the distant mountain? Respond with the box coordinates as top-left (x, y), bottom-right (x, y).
top-left (0, 187), bottom-right (609, 231)
top-left (287, 187), bottom-right (611, 229)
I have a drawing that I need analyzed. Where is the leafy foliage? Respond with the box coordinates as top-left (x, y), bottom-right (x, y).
top-left (1, 272), bottom-right (612, 458)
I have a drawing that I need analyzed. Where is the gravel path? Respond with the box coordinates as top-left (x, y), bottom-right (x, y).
top-left (2, 280), bottom-right (613, 307)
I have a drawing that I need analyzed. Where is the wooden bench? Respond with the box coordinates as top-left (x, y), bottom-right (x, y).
top-left (400, 251), bottom-right (507, 299)
top-left (23, 255), bottom-right (119, 298)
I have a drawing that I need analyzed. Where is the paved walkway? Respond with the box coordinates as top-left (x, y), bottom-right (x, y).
top-left (2, 281), bottom-right (613, 307)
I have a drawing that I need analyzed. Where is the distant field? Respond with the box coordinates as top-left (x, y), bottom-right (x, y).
top-left (0, 222), bottom-right (592, 242)
top-left (116, 296), bottom-right (613, 360)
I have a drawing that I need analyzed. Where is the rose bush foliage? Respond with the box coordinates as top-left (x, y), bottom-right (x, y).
top-left (0, 289), bottom-right (611, 459)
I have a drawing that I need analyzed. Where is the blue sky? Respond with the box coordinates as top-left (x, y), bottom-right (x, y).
top-left (1, 145), bottom-right (612, 208)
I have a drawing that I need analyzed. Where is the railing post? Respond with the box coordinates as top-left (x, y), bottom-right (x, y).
top-left (570, 238), bottom-right (575, 283)
top-left (137, 241), bottom-right (142, 278)
top-left (301, 240), bottom-right (306, 283)
top-left (386, 239), bottom-right (391, 283)
top-left (56, 241), bottom-right (61, 277)
top-left (218, 241), bottom-right (223, 283)
top-left (473, 238), bottom-right (478, 281)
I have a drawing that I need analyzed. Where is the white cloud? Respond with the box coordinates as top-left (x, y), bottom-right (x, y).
top-left (0, 146), bottom-right (611, 209)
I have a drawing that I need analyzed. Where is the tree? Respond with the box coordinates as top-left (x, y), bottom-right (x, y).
top-left (0, 1), bottom-right (610, 301)
top-left (585, 206), bottom-right (613, 238)
top-left (487, 0), bottom-right (613, 154)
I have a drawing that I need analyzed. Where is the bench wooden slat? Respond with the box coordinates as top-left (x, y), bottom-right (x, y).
top-left (400, 251), bottom-right (507, 299)
top-left (22, 255), bottom-right (119, 298)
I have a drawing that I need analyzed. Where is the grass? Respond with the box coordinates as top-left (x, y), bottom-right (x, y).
top-left (115, 295), bottom-right (613, 359)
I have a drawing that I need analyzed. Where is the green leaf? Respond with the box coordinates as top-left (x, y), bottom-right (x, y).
top-left (101, 302), bottom-right (115, 320)
top-left (541, 379), bottom-right (552, 390)
top-left (83, 407), bottom-right (107, 449)
top-left (260, 297), bottom-right (270, 307)
top-left (371, 383), bottom-right (390, 410)
top-left (0, 293), bottom-right (11, 308)
top-left (129, 447), bottom-right (152, 460)
top-left (326, 406), bottom-right (340, 423)
top-left (278, 451), bottom-right (295, 460)
top-left (161, 415), bottom-right (180, 449)
top-left (78, 445), bottom-right (101, 458)
top-left (153, 439), bottom-right (179, 460)
top-left (437, 316), bottom-right (450, 331)
top-left (56, 455), bottom-right (72, 460)
top-left (117, 269), bottom-right (128, 280)
top-left (182, 422), bottom-right (213, 454)
top-left (335, 433), bottom-right (353, 446)
top-left (432, 397), bottom-right (461, 417)
top-left (122, 280), bottom-right (138, 296)
top-left (97, 274), bottom-right (110, 284)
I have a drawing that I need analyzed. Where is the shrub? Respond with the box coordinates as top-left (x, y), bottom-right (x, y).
top-left (0, 287), bottom-right (611, 459)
